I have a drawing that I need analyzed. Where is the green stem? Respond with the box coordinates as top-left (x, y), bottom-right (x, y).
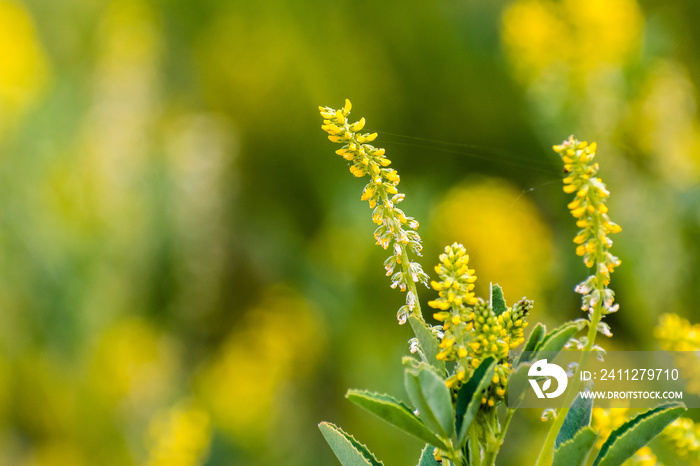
top-left (470, 425), bottom-right (481, 466)
top-left (482, 409), bottom-right (515, 466)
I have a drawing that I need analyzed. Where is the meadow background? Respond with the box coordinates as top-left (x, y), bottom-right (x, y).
top-left (1, 0), bottom-right (699, 464)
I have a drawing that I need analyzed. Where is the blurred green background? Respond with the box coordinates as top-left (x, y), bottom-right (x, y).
top-left (1, 0), bottom-right (700, 464)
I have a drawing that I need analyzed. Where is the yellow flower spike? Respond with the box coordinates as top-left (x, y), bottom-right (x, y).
top-left (554, 136), bottom-right (620, 347)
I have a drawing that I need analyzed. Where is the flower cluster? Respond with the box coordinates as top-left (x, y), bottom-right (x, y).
top-left (655, 313), bottom-right (700, 351)
top-left (553, 136), bottom-right (621, 344)
top-left (427, 243), bottom-right (531, 405)
top-left (655, 313), bottom-right (700, 395)
top-left (320, 100), bottom-right (428, 324)
top-left (660, 417), bottom-right (700, 462)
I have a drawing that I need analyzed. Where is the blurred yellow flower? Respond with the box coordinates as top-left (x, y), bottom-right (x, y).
top-left (145, 402), bottom-right (211, 466)
top-left (90, 317), bottom-right (179, 412)
top-left (0, 0), bottom-right (50, 131)
top-left (431, 178), bottom-right (553, 305)
top-left (632, 61), bottom-right (700, 185)
top-left (655, 313), bottom-right (700, 395)
top-left (197, 287), bottom-right (325, 447)
top-left (502, 0), bottom-right (643, 86)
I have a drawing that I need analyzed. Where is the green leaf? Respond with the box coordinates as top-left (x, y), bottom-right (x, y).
top-left (346, 389), bottom-right (449, 451)
top-left (535, 320), bottom-right (585, 354)
top-left (319, 422), bottom-right (384, 466)
top-left (555, 393), bottom-right (593, 448)
top-left (490, 284), bottom-right (507, 316)
top-left (417, 444), bottom-right (441, 466)
top-left (455, 357), bottom-right (497, 447)
top-left (592, 403), bottom-right (686, 466)
top-left (409, 315), bottom-right (446, 374)
top-left (552, 427), bottom-right (597, 466)
top-left (517, 323), bottom-right (546, 364)
top-left (404, 362), bottom-right (455, 439)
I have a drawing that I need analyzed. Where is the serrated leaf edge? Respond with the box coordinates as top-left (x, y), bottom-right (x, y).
top-left (319, 421), bottom-right (384, 466)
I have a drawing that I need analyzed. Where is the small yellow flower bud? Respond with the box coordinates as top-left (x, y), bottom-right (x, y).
top-left (361, 186), bottom-right (375, 201)
top-left (458, 347), bottom-right (467, 358)
top-left (571, 206), bottom-right (586, 218)
top-left (343, 99), bottom-right (352, 113)
top-left (335, 110), bottom-right (345, 124)
top-left (351, 118), bottom-right (366, 131)
top-left (385, 171), bottom-right (399, 182)
top-left (365, 132), bottom-right (378, 141)
top-left (563, 184), bottom-right (577, 193)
